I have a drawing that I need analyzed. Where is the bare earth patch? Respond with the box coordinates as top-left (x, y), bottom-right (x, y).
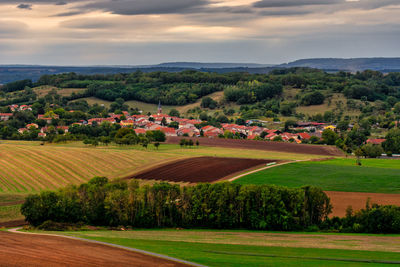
top-left (166, 137), bottom-right (344, 156)
top-left (131, 157), bottom-right (275, 183)
top-left (326, 191), bottom-right (400, 217)
top-left (0, 231), bottom-right (187, 267)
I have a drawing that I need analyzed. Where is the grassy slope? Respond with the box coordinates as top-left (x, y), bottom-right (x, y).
top-left (71, 91), bottom-right (225, 115)
top-left (43, 230), bottom-right (400, 267)
top-left (33, 85), bottom-right (86, 98)
top-left (234, 158), bottom-right (400, 193)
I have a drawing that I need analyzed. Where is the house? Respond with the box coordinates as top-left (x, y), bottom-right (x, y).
top-left (56, 126), bottom-right (69, 133)
top-left (247, 134), bottom-right (258, 140)
top-left (366, 139), bottom-right (386, 145)
top-left (297, 132), bottom-right (311, 140)
top-left (0, 113), bottom-right (13, 121)
top-left (157, 127), bottom-right (177, 136)
top-left (88, 118), bottom-right (116, 125)
top-left (26, 123), bottom-right (39, 129)
top-left (134, 128), bottom-right (147, 135)
top-left (120, 120), bottom-right (134, 127)
top-left (177, 127), bottom-right (200, 137)
top-left (201, 125), bottom-right (223, 138)
top-left (38, 114), bottom-right (59, 124)
top-left (247, 126), bottom-right (264, 136)
top-left (18, 128), bottom-right (28, 134)
top-left (144, 122), bottom-right (159, 131)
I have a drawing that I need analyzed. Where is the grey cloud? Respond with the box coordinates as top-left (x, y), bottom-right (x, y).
top-left (17, 3), bottom-right (32, 9)
top-left (82, 0), bottom-right (210, 15)
top-left (254, 0), bottom-right (400, 10)
top-left (53, 11), bottom-right (85, 17)
top-left (253, 0), bottom-right (342, 8)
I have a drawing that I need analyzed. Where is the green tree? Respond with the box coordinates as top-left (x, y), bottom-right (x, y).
top-left (168, 108), bottom-right (180, 117)
top-left (322, 129), bottom-right (338, 145)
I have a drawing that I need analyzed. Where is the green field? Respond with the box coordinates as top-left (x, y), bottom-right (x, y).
top-left (234, 158), bottom-right (400, 193)
top-left (38, 229), bottom-right (400, 267)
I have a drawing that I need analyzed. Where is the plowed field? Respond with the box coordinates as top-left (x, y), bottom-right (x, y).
top-left (0, 231), bottom-right (187, 267)
top-left (326, 191), bottom-right (400, 217)
top-left (133, 157), bottom-right (274, 183)
top-left (166, 137), bottom-right (343, 156)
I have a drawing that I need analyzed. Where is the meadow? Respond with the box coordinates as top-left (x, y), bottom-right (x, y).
top-left (234, 158), bottom-right (400, 194)
top-left (39, 229), bottom-right (400, 267)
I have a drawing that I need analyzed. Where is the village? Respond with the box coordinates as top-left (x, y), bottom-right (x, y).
top-left (0, 103), bottom-right (386, 145)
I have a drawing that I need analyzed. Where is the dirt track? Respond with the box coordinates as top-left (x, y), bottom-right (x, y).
top-left (326, 191), bottom-right (400, 217)
top-left (0, 231), bottom-right (188, 267)
top-left (132, 157), bottom-right (274, 183)
top-left (166, 137), bottom-right (344, 156)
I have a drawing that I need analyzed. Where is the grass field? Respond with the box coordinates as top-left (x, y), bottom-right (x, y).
top-left (234, 158), bottom-right (400, 193)
top-left (40, 229), bottom-right (400, 267)
top-left (73, 91), bottom-right (226, 115)
top-left (33, 85), bottom-right (86, 98)
top-left (295, 92), bottom-right (361, 118)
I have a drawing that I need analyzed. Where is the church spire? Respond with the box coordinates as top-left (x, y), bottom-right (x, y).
top-left (157, 100), bottom-right (162, 115)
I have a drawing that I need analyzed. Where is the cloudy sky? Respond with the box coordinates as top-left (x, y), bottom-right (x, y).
top-left (1, 0), bottom-right (400, 65)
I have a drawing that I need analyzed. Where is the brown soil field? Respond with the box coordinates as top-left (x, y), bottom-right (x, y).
top-left (0, 231), bottom-right (187, 267)
top-left (132, 157), bottom-right (274, 183)
top-left (166, 137), bottom-right (344, 156)
top-left (326, 191), bottom-right (400, 217)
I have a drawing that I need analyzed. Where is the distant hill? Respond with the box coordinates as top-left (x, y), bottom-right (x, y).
top-left (0, 64), bottom-right (274, 84)
top-left (153, 62), bottom-right (273, 69)
top-left (279, 58), bottom-right (400, 72)
top-left (2, 58), bottom-right (400, 84)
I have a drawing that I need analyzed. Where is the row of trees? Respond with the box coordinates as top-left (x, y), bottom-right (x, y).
top-left (22, 177), bottom-right (332, 231)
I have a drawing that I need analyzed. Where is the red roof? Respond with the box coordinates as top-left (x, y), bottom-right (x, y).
top-left (366, 139), bottom-right (386, 145)
top-left (298, 132), bottom-right (311, 140)
top-left (134, 128), bottom-right (146, 134)
top-left (247, 134), bottom-right (257, 140)
top-left (159, 127), bottom-right (176, 134)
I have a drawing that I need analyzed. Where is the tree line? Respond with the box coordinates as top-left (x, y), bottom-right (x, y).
top-left (22, 177), bottom-right (332, 231)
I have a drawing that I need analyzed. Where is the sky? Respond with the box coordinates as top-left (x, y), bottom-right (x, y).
top-left (1, 0), bottom-right (400, 65)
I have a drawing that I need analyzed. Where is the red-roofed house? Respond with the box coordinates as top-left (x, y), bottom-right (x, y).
top-left (201, 125), bottom-right (223, 138)
top-left (0, 113), bottom-right (13, 121)
top-left (26, 123), bottom-right (39, 129)
top-left (158, 127), bottom-right (177, 136)
top-left (18, 128), bottom-right (28, 134)
top-left (366, 139), bottom-right (386, 145)
top-left (177, 127), bottom-right (200, 137)
top-left (134, 128), bottom-right (147, 135)
top-left (297, 132), bottom-right (311, 140)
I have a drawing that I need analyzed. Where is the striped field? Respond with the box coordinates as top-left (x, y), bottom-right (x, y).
top-left (0, 141), bottom-right (185, 193)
